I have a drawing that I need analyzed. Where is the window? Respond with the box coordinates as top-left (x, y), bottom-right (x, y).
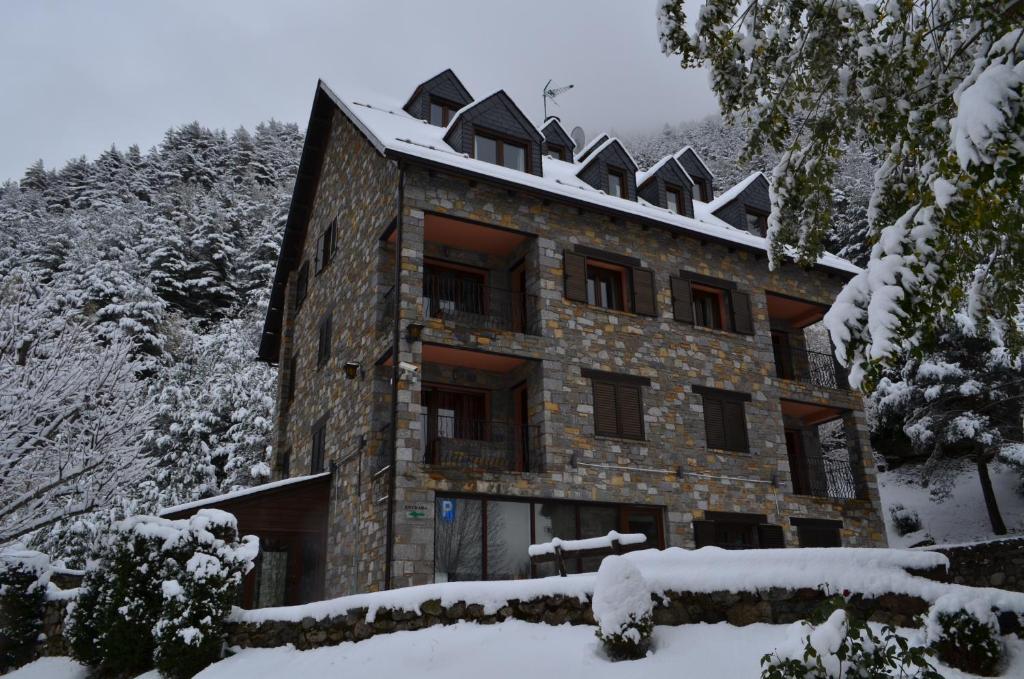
top-left (745, 208), bottom-right (768, 236)
top-left (693, 176), bottom-right (712, 202)
top-left (665, 186), bottom-right (684, 214)
top-left (286, 353), bottom-right (298, 406)
top-left (316, 313), bottom-right (332, 369)
top-left (607, 168), bottom-right (626, 197)
top-left (474, 133), bottom-right (527, 171)
top-left (584, 369), bottom-right (649, 441)
top-left (314, 219), bottom-right (337, 274)
top-left (692, 285), bottom-right (727, 330)
top-left (310, 418), bottom-right (327, 473)
top-left (436, 495), bottom-right (664, 582)
top-left (694, 386), bottom-right (750, 453)
top-left (423, 386), bottom-right (488, 447)
top-left (792, 518), bottom-right (843, 547)
top-left (670, 273), bottom-right (755, 334)
top-left (693, 512), bottom-right (785, 549)
top-left (295, 261), bottom-right (310, 309)
top-left (545, 143), bottom-right (567, 161)
top-left (586, 261), bottom-right (626, 311)
top-left (429, 98), bottom-right (459, 126)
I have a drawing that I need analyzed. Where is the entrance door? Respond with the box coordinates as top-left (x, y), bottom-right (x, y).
top-left (620, 507), bottom-right (664, 549)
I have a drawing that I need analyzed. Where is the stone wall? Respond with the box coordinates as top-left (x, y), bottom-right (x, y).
top-left (223, 587), bottom-right (954, 651)
top-left (933, 537), bottom-right (1024, 592)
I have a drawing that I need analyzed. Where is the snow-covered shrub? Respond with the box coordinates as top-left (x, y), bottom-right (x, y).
top-left (153, 509), bottom-right (259, 679)
top-left (591, 555), bottom-right (653, 661)
top-left (761, 596), bottom-right (941, 678)
top-left (65, 510), bottom-right (257, 678)
top-left (925, 595), bottom-right (1003, 676)
top-left (888, 503), bottom-right (922, 536)
top-left (0, 547), bottom-right (50, 671)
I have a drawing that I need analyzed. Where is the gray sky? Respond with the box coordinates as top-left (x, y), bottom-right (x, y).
top-left (0, 0), bottom-right (718, 184)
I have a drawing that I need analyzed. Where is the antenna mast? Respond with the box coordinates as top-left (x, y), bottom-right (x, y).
top-left (542, 79), bottom-right (575, 120)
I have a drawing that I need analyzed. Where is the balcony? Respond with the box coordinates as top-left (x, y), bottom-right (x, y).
top-left (767, 292), bottom-right (849, 390)
top-left (781, 399), bottom-right (865, 501)
top-left (422, 414), bottom-right (541, 472)
top-left (424, 274), bottom-right (539, 335)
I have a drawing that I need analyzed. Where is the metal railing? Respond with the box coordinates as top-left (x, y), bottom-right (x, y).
top-left (794, 452), bottom-right (863, 500)
top-left (774, 346), bottom-right (848, 390)
top-left (421, 414), bottom-right (541, 472)
top-left (423, 275), bottom-right (539, 335)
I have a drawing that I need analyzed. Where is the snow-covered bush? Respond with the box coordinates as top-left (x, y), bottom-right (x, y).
top-left (0, 547), bottom-right (51, 671)
top-left (591, 555), bottom-right (654, 661)
top-left (65, 510), bottom-right (257, 678)
top-left (152, 509), bottom-right (259, 679)
top-left (888, 503), bottom-right (923, 537)
top-left (761, 596), bottom-right (940, 678)
top-left (925, 595), bottom-right (1003, 676)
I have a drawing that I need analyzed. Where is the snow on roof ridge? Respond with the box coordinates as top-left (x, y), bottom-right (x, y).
top-left (401, 67), bottom-right (473, 110)
top-left (540, 116), bottom-right (576, 150)
top-left (573, 133), bottom-right (609, 161)
top-left (574, 135), bottom-right (639, 172)
top-left (675, 145), bottom-right (716, 179)
top-left (158, 472), bottom-right (331, 517)
top-left (707, 170), bottom-right (769, 212)
top-left (637, 154), bottom-right (694, 187)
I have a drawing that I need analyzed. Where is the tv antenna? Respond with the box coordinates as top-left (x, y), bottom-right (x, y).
top-left (542, 79), bottom-right (574, 120)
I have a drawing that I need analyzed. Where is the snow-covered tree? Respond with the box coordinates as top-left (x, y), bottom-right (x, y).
top-left (872, 313), bottom-right (1023, 533)
top-left (0, 272), bottom-right (157, 545)
top-left (659, 1), bottom-right (1024, 388)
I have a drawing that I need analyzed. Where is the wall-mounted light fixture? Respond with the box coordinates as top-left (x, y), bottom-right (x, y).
top-left (343, 361), bottom-right (362, 380)
top-left (406, 322), bottom-right (425, 343)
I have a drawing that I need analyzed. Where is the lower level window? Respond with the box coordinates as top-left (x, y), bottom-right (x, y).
top-left (692, 285), bottom-right (727, 329)
top-left (792, 518), bottom-right (842, 547)
top-left (434, 496), bottom-right (663, 582)
top-left (693, 511), bottom-right (785, 549)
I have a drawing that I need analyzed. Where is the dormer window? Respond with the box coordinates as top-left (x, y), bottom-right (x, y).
top-left (429, 98), bottom-right (460, 126)
top-left (745, 208), bottom-right (768, 236)
top-left (607, 169), bottom-right (626, 197)
top-left (546, 144), bottom-right (568, 161)
top-left (693, 177), bottom-right (712, 202)
top-left (666, 185), bottom-right (685, 214)
top-left (474, 133), bottom-right (527, 171)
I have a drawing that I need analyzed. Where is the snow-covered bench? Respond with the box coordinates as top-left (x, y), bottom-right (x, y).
top-left (527, 531), bottom-right (647, 577)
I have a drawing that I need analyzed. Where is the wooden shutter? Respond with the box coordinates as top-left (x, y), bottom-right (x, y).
top-left (563, 251), bottom-right (588, 302)
top-left (797, 526), bottom-right (841, 547)
top-left (631, 267), bottom-right (657, 316)
top-left (693, 520), bottom-right (716, 548)
top-left (616, 384), bottom-right (644, 440)
top-left (592, 381), bottom-right (618, 437)
top-left (722, 400), bottom-right (748, 452)
top-left (329, 218), bottom-right (338, 259)
top-left (731, 290), bottom-right (754, 334)
top-left (670, 276), bottom-right (694, 323)
top-left (295, 262), bottom-right (310, 307)
top-left (702, 395), bottom-right (726, 449)
top-left (757, 524), bottom-right (786, 549)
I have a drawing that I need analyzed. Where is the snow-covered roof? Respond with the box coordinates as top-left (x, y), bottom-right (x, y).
top-left (675, 145), bottom-right (715, 179)
top-left (636, 154), bottom-right (695, 187)
top-left (707, 171), bottom-right (769, 213)
top-left (573, 136), bottom-right (640, 173)
top-left (158, 472), bottom-right (331, 517)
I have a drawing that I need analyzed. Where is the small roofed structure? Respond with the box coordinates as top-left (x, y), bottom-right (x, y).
top-left (575, 137), bottom-right (640, 201)
top-left (443, 90), bottom-right (545, 176)
top-left (160, 472), bottom-right (331, 608)
top-left (540, 116), bottom-right (576, 162)
top-left (676, 146), bottom-right (715, 202)
top-left (708, 172), bottom-right (771, 236)
top-left (637, 155), bottom-right (695, 217)
top-left (402, 68), bottom-right (474, 126)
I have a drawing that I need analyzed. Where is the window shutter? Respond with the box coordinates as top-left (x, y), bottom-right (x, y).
top-left (722, 400), bottom-right (748, 452)
top-left (314, 232), bottom-right (325, 273)
top-left (702, 395), bottom-right (726, 449)
top-left (692, 520), bottom-right (716, 548)
top-left (295, 262), bottom-right (310, 308)
top-left (797, 526), bottom-right (841, 548)
top-left (731, 290), bottom-right (755, 334)
top-left (615, 384), bottom-right (644, 440)
top-left (563, 251), bottom-right (588, 302)
top-left (757, 524), bottom-right (786, 549)
top-left (631, 268), bottom-right (657, 316)
top-left (329, 218), bottom-right (338, 259)
top-left (670, 276), bottom-right (694, 323)
top-left (592, 381), bottom-right (618, 437)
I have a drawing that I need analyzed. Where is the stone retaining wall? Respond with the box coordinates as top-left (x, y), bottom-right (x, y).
top-left (932, 537), bottom-right (1024, 592)
top-left (225, 588), bottom-right (938, 651)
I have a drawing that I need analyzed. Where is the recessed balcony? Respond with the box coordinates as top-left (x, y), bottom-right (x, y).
top-left (767, 293), bottom-right (848, 390)
top-left (781, 399), bottom-right (864, 501)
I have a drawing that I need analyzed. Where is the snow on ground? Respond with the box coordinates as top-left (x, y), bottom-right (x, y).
top-left (879, 461), bottom-right (1024, 548)
top-left (15, 621), bottom-right (1024, 678)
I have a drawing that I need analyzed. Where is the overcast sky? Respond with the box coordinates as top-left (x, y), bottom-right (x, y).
top-left (0, 0), bottom-right (718, 183)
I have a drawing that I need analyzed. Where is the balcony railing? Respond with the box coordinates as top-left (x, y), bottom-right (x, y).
top-left (424, 275), bottom-right (539, 335)
top-left (422, 414), bottom-right (541, 472)
top-left (793, 452), bottom-right (864, 500)
top-left (774, 346), bottom-right (848, 390)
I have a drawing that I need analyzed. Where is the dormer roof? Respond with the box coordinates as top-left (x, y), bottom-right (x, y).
top-left (574, 134), bottom-right (609, 164)
top-left (575, 137), bottom-right (640, 200)
top-left (674, 145), bottom-right (714, 178)
top-left (637, 154), bottom-right (693, 189)
top-left (442, 90), bottom-right (544, 176)
top-left (709, 172), bottom-right (771, 233)
top-left (540, 117), bottom-right (576, 155)
top-left (402, 68), bottom-right (474, 122)
top-left (576, 137), bottom-right (638, 173)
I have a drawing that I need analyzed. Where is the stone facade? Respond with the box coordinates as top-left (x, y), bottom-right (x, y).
top-left (932, 537), bottom-right (1024, 592)
top-left (271, 102), bottom-right (888, 599)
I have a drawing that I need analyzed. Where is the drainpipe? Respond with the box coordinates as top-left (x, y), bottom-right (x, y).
top-left (384, 162), bottom-right (405, 590)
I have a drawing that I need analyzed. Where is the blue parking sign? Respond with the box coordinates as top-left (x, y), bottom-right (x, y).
top-left (440, 499), bottom-right (455, 523)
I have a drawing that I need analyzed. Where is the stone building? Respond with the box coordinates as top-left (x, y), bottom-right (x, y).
top-left (166, 68), bottom-right (887, 607)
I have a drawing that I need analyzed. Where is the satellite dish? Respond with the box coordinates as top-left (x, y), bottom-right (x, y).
top-left (570, 126), bottom-right (586, 151)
